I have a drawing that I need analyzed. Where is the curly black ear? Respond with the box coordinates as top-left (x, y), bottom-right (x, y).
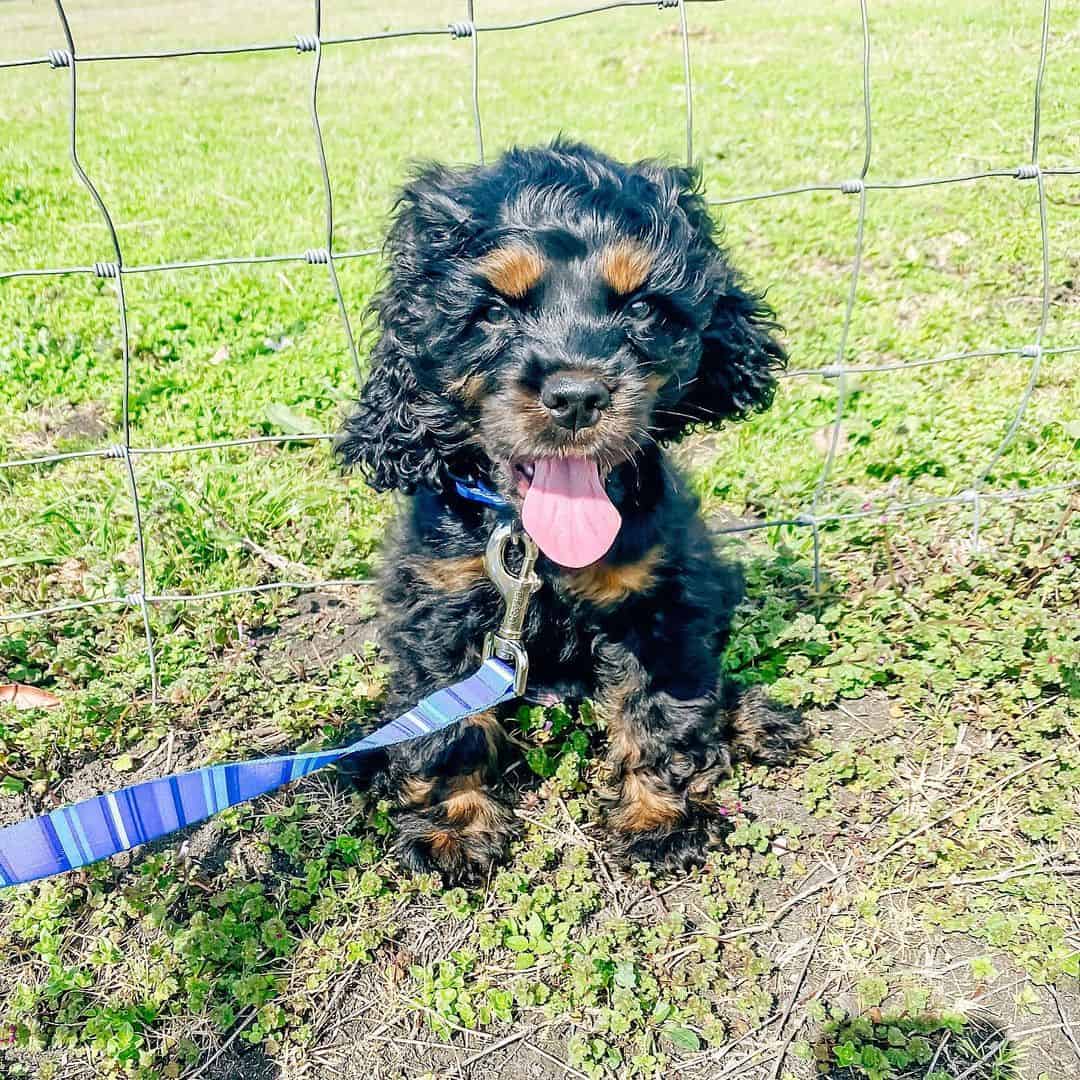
top-left (335, 335), bottom-right (447, 493)
top-left (652, 169), bottom-right (786, 440)
top-left (675, 284), bottom-right (786, 429)
top-left (336, 165), bottom-right (476, 492)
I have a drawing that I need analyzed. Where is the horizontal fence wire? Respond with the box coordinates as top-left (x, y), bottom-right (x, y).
top-left (0, 0), bottom-right (1076, 703)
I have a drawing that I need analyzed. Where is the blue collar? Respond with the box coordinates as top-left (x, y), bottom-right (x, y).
top-left (449, 472), bottom-right (511, 511)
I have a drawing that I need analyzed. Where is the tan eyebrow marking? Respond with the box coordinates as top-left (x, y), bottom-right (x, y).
top-left (599, 239), bottom-right (653, 295)
top-left (476, 245), bottom-right (545, 298)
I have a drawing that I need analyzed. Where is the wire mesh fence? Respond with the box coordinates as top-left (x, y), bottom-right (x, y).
top-left (0, 0), bottom-right (1076, 704)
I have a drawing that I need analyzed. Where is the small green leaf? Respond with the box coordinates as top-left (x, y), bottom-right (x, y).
top-left (834, 1041), bottom-right (860, 1067)
top-left (664, 1025), bottom-right (701, 1052)
top-left (525, 747), bottom-right (557, 778)
top-left (0, 553), bottom-right (57, 569)
top-left (265, 403), bottom-right (317, 435)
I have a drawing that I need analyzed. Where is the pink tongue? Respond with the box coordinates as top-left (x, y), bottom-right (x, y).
top-left (521, 458), bottom-right (622, 568)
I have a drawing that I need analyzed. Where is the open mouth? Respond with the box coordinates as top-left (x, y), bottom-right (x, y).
top-left (508, 456), bottom-right (622, 569)
top-left (512, 461), bottom-right (535, 497)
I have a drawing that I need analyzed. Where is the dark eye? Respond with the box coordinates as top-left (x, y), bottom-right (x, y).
top-left (484, 303), bottom-right (512, 327)
top-left (625, 298), bottom-right (653, 321)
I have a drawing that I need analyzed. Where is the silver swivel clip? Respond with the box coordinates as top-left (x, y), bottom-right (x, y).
top-left (482, 522), bottom-right (541, 696)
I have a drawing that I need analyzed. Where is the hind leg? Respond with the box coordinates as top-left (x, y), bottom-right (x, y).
top-left (728, 686), bottom-right (808, 765)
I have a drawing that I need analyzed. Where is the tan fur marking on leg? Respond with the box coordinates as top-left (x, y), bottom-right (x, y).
top-left (411, 554), bottom-right (486, 592)
top-left (399, 776), bottom-right (438, 809)
top-left (467, 710), bottom-right (506, 766)
top-left (442, 771), bottom-right (492, 827)
top-left (610, 771), bottom-right (684, 833)
top-left (600, 675), bottom-right (684, 834)
top-left (444, 790), bottom-right (491, 826)
top-left (598, 674), bottom-right (641, 765)
top-left (429, 830), bottom-right (461, 857)
top-left (564, 545), bottom-right (664, 607)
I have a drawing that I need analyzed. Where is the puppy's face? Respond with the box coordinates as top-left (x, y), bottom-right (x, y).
top-left (338, 142), bottom-right (785, 563)
top-left (456, 232), bottom-right (702, 498)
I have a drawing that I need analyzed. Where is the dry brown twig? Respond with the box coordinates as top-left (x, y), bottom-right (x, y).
top-left (1049, 984), bottom-right (1080, 1064)
top-left (877, 856), bottom-right (1080, 897)
top-left (556, 795), bottom-right (625, 915)
top-left (180, 1006), bottom-right (257, 1080)
top-left (767, 909), bottom-right (835, 1080)
top-left (447, 1023), bottom-right (541, 1076)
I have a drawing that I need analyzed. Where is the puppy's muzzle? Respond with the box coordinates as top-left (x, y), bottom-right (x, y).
top-left (539, 371), bottom-right (611, 431)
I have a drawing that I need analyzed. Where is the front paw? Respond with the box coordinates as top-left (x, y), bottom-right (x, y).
top-left (618, 804), bottom-right (732, 873)
top-left (393, 799), bottom-right (515, 884)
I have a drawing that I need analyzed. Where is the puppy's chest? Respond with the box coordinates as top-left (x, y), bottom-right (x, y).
top-left (524, 553), bottom-right (664, 645)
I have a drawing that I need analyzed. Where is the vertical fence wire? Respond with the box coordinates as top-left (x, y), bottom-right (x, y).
top-left (304, 0), bottom-right (363, 393)
top-left (676, 0), bottom-right (694, 168)
top-left (0, 0), bottom-right (1076, 696)
top-left (465, 1), bottom-right (486, 164)
top-left (973, 0), bottom-right (1054, 500)
top-left (51, 0), bottom-right (161, 700)
top-left (802, 0), bottom-right (873, 587)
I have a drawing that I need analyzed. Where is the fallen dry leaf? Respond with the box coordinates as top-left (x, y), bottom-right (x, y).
top-left (0, 683), bottom-right (62, 710)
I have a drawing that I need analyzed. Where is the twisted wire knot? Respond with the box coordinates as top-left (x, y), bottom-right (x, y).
top-left (794, 513), bottom-right (818, 527)
top-left (47, 49), bottom-right (72, 69)
top-left (303, 247), bottom-right (330, 264)
top-left (448, 21), bottom-right (474, 38)
top-left (1020, 343), bottom-right (1042, 358)
top-left (840, 178), bottom-right (865, 194)
top-left (93, 261), bottom-right (120, 278)
top-left (657, 0), bottom-right (680, 8)
top-left (295, 34), bottom-right (318, 53)
top-left (817, 365), bottom-right (845, 379)
top-left (124, 592), bottom-right (144, 606)
top-left (1013, 164), bottom-right (1039, 180)
top-left (104, 444), bottom-right (129, 460)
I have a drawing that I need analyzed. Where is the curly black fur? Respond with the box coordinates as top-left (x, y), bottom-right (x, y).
top-left (337, 140), bottom-right (803, 880)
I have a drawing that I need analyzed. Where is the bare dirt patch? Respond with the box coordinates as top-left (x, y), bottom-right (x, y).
top-left (11, 401), bottom-right (111, 456)
top-left (253, 591), bottom-right (379, 674)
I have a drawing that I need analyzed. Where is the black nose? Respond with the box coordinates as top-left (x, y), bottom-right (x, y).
top-left (540, 373), bottom-right (611, 431)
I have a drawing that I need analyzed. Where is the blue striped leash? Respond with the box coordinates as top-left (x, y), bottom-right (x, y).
top-left (0, 524), bottom-right (540, 889)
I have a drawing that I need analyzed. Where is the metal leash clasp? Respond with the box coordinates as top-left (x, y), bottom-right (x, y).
top-left (482, 522), bottom-right (541, 696)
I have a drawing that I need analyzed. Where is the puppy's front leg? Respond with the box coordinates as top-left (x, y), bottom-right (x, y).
top-left (388, 709), bottom-right (516, 883)
top-left (597, 645), bottom-right (732, 871)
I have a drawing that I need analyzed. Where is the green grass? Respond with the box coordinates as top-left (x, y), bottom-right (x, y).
top-left (1, 1), bottom-right (1078, 1077)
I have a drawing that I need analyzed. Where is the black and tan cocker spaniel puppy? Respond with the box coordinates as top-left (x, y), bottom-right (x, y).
top-left (337, 139), bottom-right (802, 881)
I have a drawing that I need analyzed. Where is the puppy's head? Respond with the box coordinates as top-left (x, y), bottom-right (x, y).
top-left (338, 141), bottom-right (784, 565)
